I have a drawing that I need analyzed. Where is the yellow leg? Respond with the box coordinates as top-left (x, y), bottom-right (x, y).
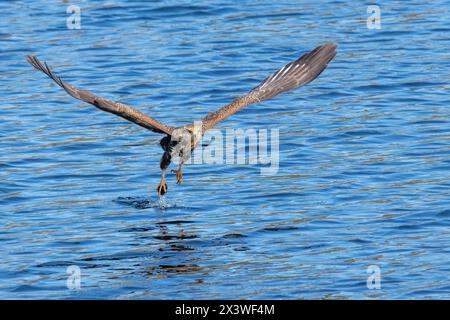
top-left (156, 170), bottom-right (168, 195)
top-left (177, 163), bottom-right (183, 184)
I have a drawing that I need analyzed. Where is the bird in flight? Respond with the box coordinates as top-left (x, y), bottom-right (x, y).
top-left (27, 42), bottom-right (337, 195)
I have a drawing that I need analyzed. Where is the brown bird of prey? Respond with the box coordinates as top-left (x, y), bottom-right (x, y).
top-left (27, 42), bottom-right (337, 195)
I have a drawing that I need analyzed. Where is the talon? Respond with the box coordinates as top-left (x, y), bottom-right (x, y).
top-left (157, 181), bottom-right (167, 195)
top-left (177, 169), bottom-right (182, 184)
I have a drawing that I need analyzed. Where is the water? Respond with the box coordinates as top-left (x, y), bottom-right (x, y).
top-left (1, 0), bottom-right (450, 299)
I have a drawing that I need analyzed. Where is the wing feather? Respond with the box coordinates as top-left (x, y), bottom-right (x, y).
top-left (27, 55), bottom-right (175, 135)
top-left (201, 42), bottom-right (337, 132)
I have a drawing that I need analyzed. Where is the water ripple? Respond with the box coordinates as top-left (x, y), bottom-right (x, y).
top-left (0, 0), bottom-right (449, 299)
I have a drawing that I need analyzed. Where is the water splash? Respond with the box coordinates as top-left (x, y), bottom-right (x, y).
top-left (156, 195), bottom-right (171, 209)
top-left (114, 196), bottom-right (177, 210)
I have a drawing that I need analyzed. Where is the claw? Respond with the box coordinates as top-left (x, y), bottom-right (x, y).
top-left (157, 180), bottom-right (167, 195)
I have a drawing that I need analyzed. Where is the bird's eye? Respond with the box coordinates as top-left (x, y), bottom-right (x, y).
top-left (170, 140), bottom-right (178, 147)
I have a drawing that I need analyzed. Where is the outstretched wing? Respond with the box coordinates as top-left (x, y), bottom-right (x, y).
top-left (201, 42), bottom-right (337, 132)
top-left (27, 55), bottom-right (175, 135)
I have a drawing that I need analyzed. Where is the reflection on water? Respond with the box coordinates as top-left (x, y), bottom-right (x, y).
top-left (1, 0), bottom-right (450, 299)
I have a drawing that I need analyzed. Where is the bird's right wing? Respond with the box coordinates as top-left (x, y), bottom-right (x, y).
top-left (201, 42), bottom-right (337, 132)
top-left (27, 55), bottom-right (175, 135)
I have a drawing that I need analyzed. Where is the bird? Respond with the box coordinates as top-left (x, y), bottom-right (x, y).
top-left (27, 42), bottom-right (337, 195)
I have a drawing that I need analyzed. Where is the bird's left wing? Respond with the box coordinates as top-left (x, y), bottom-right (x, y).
top-left (27, 55), bottom-right (175, 135)
top-left (200, 42), bottom-right (337, 132)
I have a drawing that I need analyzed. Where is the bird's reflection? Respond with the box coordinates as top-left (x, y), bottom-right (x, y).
top-left (153, 223), bottom-right (197, 243)
top-left (144, 222), bottom-right (203, 277)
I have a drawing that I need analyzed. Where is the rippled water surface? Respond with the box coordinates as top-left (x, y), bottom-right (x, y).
top-left (1, 1), bottom-right (450, 299)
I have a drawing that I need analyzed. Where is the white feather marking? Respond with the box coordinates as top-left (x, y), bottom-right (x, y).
top-left (267, 73), bottom-right (277, 83)
top-left (270, 69), bottom-right (282, 82)
top-left (270, 64), bottom-right (289, 83)
top-left (260, 81), bottom-right (270, 89)
top-left (260, 61), bottom-right (304, 90)
top-left (280, 63), bottom-right (293, 77)
top-left (260, 80), bottom-right (269, 89)
top-left (263, 75), bottom-right (274, 86)
top-left (260, 70), bottom-right (278, 89)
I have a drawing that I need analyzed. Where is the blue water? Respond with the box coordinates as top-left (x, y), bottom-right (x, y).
top-left (1, 0), bottom-right (450, 299)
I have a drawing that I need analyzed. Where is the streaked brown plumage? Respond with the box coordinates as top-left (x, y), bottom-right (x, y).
top-left (27, 42), bottom-right (337, 195)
